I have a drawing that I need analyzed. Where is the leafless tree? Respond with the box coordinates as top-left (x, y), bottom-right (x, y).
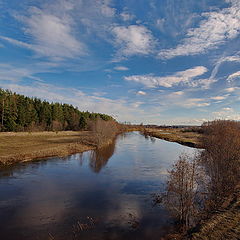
top-left (201, 120), bottom-right (240, 209)
top-left (88, 118), bottom-right (119, 147)
top-left (166, 153), bottom-right (205, 231)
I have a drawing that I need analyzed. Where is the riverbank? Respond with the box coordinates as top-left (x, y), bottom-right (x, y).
top-left (142, 128), bottom-right (202, 148)
top-left (190, 184), bottom-right (240, 240)
top-left (0, 127), bottom-right (201, 167)
top-left (0, 131), bottom-right (105, 167)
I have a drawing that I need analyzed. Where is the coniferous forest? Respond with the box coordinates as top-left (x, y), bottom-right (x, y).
top-left (0, 89), bottom-right (113, 132)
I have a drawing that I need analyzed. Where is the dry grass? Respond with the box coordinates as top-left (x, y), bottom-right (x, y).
top-left (0, 120), bottom-right (127, 167)
top-left (0, 131), bottom-right (99, 166)
top-left (191, 185), bottom-right (240, 240)
top-left (142, 128), bottom-right (202, 148)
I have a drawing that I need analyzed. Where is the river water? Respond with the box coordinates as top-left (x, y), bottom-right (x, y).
top-left (0, 132), bottom-right (195, 240)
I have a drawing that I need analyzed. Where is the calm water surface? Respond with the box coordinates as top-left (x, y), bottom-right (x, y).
top-left (0, 132), bottom-right (195, 240)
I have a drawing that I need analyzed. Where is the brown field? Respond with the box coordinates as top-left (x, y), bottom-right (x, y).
top-left (142, 128), bottom-right (202, 148)
top-left (0, 126), bottom-right (201, 167)
top-left (0, 131), bottom-right (99, 166)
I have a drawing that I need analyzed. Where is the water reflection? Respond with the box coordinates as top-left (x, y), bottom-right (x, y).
top-left (0, 156), bottom-right (71, 179)
top-left (0, 132), bottom-right (195, 240)
top-left (89, 139), bottom-right (116, 173)
top-left (139, 131), bottom-right (156, 143)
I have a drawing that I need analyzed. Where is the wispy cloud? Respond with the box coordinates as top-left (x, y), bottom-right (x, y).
top-left (210, 95), bottom-right (227, 100)
top-left (136, 90), bottom-right (146, 95)
top-left (227, 71), bottom-right (240, 81)
top-left (158, 1), bottom-right (240, 59)
top-left (22, 7), bottom-right (85, 60)
top-left (172, 91), bottom-right (184, 96)
top-left (0, 63), bottom-right (43, 82)
top-left (112, 25), bottom-right (155, 58)
top-left (124, 66), bottom-right (208, 88)
top-left (220, 55), bottom-right (240, 63)
top-left (0, 36), bottom-right (34, 50)
top-left (120, 11), bottom-right (135, 21)
top-left (100, 0), bottom-right (116, 17)
top-left (182, 98), bottom-right (210, 108)
top-left (1, 0), bottom-right (119, 61)
top-left (225, 87), bottom-right (238, 92)
top-left (212, 106), bottom-right (240, 120)
top-left (114, 66), bottom-right (129, 71)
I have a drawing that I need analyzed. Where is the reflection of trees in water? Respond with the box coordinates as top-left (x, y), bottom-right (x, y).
top-left (117, 132), bottom-right (129, 140)
top-left (139, 131), bottom-right (156, 143)
top-left (0, 156), bottom-right (70, 178)
top-left (89, 139), bottom-right (116, 173)
top-left (0, 160), bottom-right (49, 178)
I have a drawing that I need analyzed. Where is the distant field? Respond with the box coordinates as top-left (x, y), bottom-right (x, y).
top-left (143, 128), bottom-right (202, 148)
top-left (0, 131), bottom-right (96, 166)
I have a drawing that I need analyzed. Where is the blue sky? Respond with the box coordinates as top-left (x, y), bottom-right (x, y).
top-left (0, 0), bottom-right (240, 125)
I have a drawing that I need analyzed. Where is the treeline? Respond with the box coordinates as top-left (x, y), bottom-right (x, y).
top-left (0, 89), bottom-right (114, 132)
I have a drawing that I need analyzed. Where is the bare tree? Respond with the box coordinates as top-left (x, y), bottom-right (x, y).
top-left (166, 153), bottom-right (204, 231)
top-left (201, 120), bottom-right (240, 209)
top-left (87, 118), bottom-right (119, 147)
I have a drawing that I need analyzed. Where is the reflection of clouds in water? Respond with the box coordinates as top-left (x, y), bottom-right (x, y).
top-left (105, 194), bottom-right (142, 227)
top-left (0, 132), bottom-right (196, 239)
top-left (104, 133), bottom-right (196, 183)
top-left (13, 180), bottom-right (71, 227)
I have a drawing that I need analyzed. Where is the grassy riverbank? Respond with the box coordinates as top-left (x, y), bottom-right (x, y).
top-left (0, 126), bottom-right (201, 167)
top-left (0, 120), bottom-right (141, 167)
top-left (191, 185), bottom-right (240, 240)
top-left (0, 131), bottom-right (98, 166)
top-left (142, 128), bottom-right (202, 148)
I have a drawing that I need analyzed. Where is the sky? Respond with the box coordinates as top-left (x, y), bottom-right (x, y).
top-left (0, 0), bottom-right (240, 125)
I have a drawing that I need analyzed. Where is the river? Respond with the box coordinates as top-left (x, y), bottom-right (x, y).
top-left (0, 132), bottom-right (195, 240)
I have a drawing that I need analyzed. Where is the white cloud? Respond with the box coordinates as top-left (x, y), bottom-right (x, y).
top-left (172, 91), bottom-right (184, 96)
top-left (223, 107), bottom-right (233, 111)
top-left (212, 107), bottom-right (240, 120)
top-left (124, 66), bottom-right (208, 88)
top-left (112, 25), bottom-right (155, 57)
top-left (221, 55), bottom-right (240, 62)
top-left (227, 71), bottom-right (240, 81)
top-left (190, 78), bottom-right (217, 89)
top-left (120, 12), bottom-right (135, 21)
top-left (114, 66), bottom-right (129, 71)
top-left (131, 101), bottom-right (143, 108)
top-left (182, 98), bottom-right (210, 108)
top-left (0, 36), bottom-right (35, 50)
top-left (100, 1), bottom-right (116, 17)
top-left (2, 7), bottom-right (86, 61)
top-left (210, 96), bottom-right (227, 100)
top-left (0, 63), bottom-right (43, 82)
top-left (162, 95), bottom-right (210, 109)
top-left (225, 87), bottom-right (238, 92)
top-left (206, 52), bottom-right (240, 84)
top-left (159, 1), bottom-right (240, 59)
top-left (156, 18), bottom-right (165, 32)
top-left (136, 90), bottom-right (146, 95)
top-left (23, 7), bottom-right (86, 60)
